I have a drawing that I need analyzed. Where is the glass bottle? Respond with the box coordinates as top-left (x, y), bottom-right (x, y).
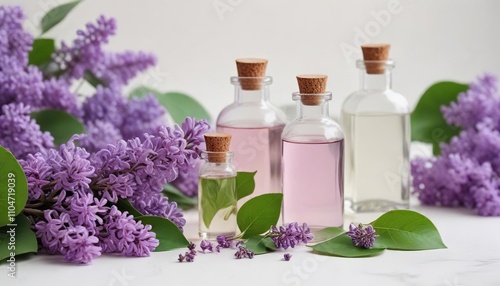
top-left (198, 134), bottom-right (237, 239)
top-left (282, 75), bottom-right (344, 230)
top-left (341, 44), bottom-right (410, 212)
top-left (216, 59), bottom-right (287, 207)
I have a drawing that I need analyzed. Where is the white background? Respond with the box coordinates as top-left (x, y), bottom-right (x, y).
top-left (5, 0), bottom-right (500, 120)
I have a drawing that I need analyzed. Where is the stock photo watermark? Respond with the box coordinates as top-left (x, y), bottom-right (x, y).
top-left (340, 0), bottom-right (408, 64)
top-left (213, 0), bottom-right (245, 21)
top-left (107, 268), bottom-right (136, 286)
top-left (24, 0), bottom-right (65, 35)
top-left (282, 255), bottom-right (328, 285)
top-left (6, 172), bottom-right (17, 278)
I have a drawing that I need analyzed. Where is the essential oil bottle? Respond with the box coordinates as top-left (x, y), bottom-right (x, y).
top-left (198, 133), bottom-right (237, 239)
top-left (342, 44), bottom-right (410, 212)
top-left (282, 75), bottom-right (344, 229)
top-left (216, 59), bottom-right (287, 207)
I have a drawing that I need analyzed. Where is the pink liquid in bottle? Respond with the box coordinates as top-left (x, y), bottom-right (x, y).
top-left (217, 125), bottom-right (284, 206)
top-left (282, 137), bottom-right (344, 229)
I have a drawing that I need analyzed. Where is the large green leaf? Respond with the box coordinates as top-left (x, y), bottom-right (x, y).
top-left (135, 216), bottom-right (188, 251)
top-left (235, 171), bottom-right (256, 201)
top-left (311, 227), bottom-right (345, 244)
top-left (245, 236), bottom-right (277, 255)
top-left (28, 38), bottom-right (55, 66)
top-left (130, 86), bottom-right (211, 124)
top-left (116, 199), bottom-right (143, 217)
top-left (31, 109), bottom-right (85, 145)
top-left (163, 184), bottom-right (197, 210)
top-left (237, 193), bottom-right (282, 239)
top-left (199, 177), bottom-right (236, 228)
top-left (371, 210), bottom-right (447, 250)
top-left (0, 146), bottom-right (28, 227)
top-left (411, 81), bottom-right (468, 154)
top-left (41, 1), bottom-right (82, 34)
top-left (310, 235), bottom-right (385, 258)
top-left (0, 214), bottom-right (38, 260)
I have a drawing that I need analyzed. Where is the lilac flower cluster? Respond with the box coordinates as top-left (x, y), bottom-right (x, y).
top-left (346, 223), bottom-right (378, 249)
top-left (412, 74), bottom-right (500, 216)
top-left (20, 117), bottom-right (208, 264)
top-left (1, 6), bottom-right (202, 198)
top-left (268, 222), bottom-right (314, 250)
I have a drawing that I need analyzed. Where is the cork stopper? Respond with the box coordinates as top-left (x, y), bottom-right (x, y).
top-left (236, 58), bottom-right (268, 90)
top-left (204, 133), bottom-right (231, 163)
top-left (296, 74), bottom-right (327, 106)
top-left (361, 44), bottom-right (390, 74)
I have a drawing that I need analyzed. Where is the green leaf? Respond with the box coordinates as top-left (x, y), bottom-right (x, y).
top-left (28, 38), bottom-right (55, 66)
top-left (0, 214), bottom-right (38, 260)
top-left (31, 109), bottom-right (85, 145)
top-left (200, 177), bottom-right (236, 228)
top-left (135, 216), bottom-right (188, 251)
top-left (84, 71), bottom-right (107, 87)
top-left (371, 210), bottom-right (447, 250)
top-left (311, 227), bottom-right (345, 244)
top-left (163, 184), bottom-right (197, 210)
top-left (0, 146), bottom-right (28, 227)
top-left (129, 86), bottom-right (212, 124)
top-left (41, 1), bottom-right (82, 34)
top-left (235, 171), bottom-right (256, 201)
top-left (310, 235), bottom-right (385, 258)
top-left (116, 199), bottom-right (143, 217)
top-left (237, 193), bottom-right (282, 239)
top-left (411, 81), bottom-right (469, 154)
top-left (245, 236), bottom-right (277, 255)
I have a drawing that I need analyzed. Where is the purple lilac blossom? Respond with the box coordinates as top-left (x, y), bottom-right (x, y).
top-left (120, 94), bottom-right (167, 140)
top-left (79, 120), bottom-right (122, 153)
top-left (170, 160), bottom-right (201, 197)
top-left (99, 206), bottom-right (159, 256)
top-left (346, 223), bottom-right (378, 249)
top-left (0, 103), bottom-right (54, 158)
top-left (39, 78), bottom-right (81, 117)
top-left (98, 51), bottom-right (156, 86)
top-left (268, 222), bottom-right (314, 250)
top-left (82, 84), bottom-right (127, 127)
top-left (412, 74), bottom-right (500, 216)
top-left (35, 210), bottom-right (102, 264)
top-left (283, 253), bottom-right (292, 261)
top-left (0, 6), bottom-right (33, 66)
top-left (53, 15), bottom-right (116, 81)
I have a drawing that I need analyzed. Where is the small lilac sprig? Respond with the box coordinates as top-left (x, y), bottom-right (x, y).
top-left (234, 246), bottom-right (254, 259)
top-left (346, 223), bottom-right (379, 249)
top-left (199, 240), bottom-right (214, 253)
top-left (178, 242), bottom-right (197, 263)
top-left (283, 253), bottom-right (292, 261)
top-left (267, 222), bottom-right (314, 250)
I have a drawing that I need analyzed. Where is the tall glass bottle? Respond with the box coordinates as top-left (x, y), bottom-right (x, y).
top-left (342, 44), bottom-right (410, 212)
top-left (216, 59), bottom-right (287, 206)
top-left (282, 75), bottom-right (344, 229)
top-left (199, 133), bottom-right (237, 239)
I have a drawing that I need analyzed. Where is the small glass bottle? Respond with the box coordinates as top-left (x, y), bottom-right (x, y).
top-left (342, 44), bottom-right (410, 212)
top-left (216, 58), bottom-right (287, 207)
top-left (282, 75), bottom-right (344, 229)
top-left (198, 133), bottom-right (237, 239)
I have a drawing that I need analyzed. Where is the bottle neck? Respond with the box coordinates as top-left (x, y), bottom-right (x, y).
top-left (359, 69), bottom-right (392, 91)
top-left (297, 101), bottom-right (330, 119)
top-left (232, 76), bottom-right (272, 104)
top-left (292, 92), bottom-right (332, 119)
top-left (234, 85), bottom-right (270, 103)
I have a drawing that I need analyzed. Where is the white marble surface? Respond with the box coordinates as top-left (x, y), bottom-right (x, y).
top-left (2, 202), bottom-right (500, 286)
